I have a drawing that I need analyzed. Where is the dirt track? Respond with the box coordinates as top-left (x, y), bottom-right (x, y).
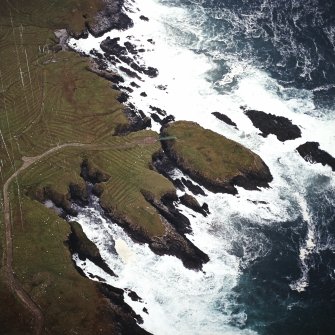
top-left (2, 138), bottom-right (157, 334)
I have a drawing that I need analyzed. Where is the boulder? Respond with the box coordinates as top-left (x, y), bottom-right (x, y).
top-left (212, 112), bottom-right (237, 128)
top-left (297, 142), bottom-right (335, 171)
top-left (245, 109), bottom-right (301, 141)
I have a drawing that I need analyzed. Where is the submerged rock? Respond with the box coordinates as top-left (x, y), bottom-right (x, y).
top-left (161, 121), bottom-right (273, 194)
top-left (245, 109), bottom-right (301, 141)
top-left (297, 142), bottom-right (335, 171)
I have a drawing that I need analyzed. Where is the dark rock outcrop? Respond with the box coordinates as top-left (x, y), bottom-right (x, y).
top-left (85, 0), bottom-right (133, 37)
top-left (69, 183), bottom-right (89, 206)
top-left (130, 81), bottom-right (140, 88)
top-left (161, 115), bottom-right (175, 125)
top-left (119, 66), bottom-right (142, 79)
top-left (81, 159), bottom-right (111, 184)
top-left (245, 109), bottom-right (301, 141)
top-left (127, 290), bottom-right (143, 302)
top-left (98, 284), bottom-right (152, 334)
top-left (180, 193), bottom-right (208, 217)
top-left (149, 105), bottom-right (166, 116)
top-left (156, 84), bottom-right (167, 90)
top-left (67, 221), bottom-right (116, 277)
top-left (101, 37), bottom-right (127, 57)
top-left (212, 112), bottom-right (237, 128)
top-left (149, 114), bottom-right (175, 126)
top-left (149, 225), bottom-right (209, 270)
top-left (140, 190), bottom-right (209, 270)
top-left (173, 178), bottom-right (185, 191)
top-left (100, 36), bottom-right (158, 78)
top-left (44, 187), bottom-right (77, 216)
top-left (151, 150), bottom-right (183, 189)
top-left (144, 191), bottom-right (192, 235)
top-left (150, 113), bottom-right (162, 124)
top-left (297, 142), bottom-right (335, 171)
top-left (117, 91), bottom-right (129, 103)
top-left (124, 41), bottom-right (138, 55)
top-left (144, 67), bottom-right (158, 78)
top-left (181, 177), bottom-right (206, 196)
top-left (161, 121), bottom-right (273, 194)
top-left (89, 48), bottom-right (104, 59)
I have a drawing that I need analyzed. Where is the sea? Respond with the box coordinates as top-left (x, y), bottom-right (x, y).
top-left (68, 0), bottom-right (335, 334)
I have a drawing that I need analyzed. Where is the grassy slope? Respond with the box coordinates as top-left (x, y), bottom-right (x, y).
top-left (0, 0), bottom-right (170, 333)
top-left (20, 132), bottom-right (174, 238)
top-left (9, 131), bottom-right (174, 333)
top-left (0, 25), bottom-right (126, 181)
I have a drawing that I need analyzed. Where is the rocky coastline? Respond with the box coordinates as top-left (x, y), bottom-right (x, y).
top-left (0, 0), bottom-right (285, 333)
top-left (83, 159), bottom-right (210, 271)
top-left (67, 221), bottom-right (153, 335)
top-left (31, 149), bottom-right (210, 271)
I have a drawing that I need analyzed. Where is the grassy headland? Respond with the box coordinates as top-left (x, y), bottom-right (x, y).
top-left (161, 121), bottom-right (273, 194)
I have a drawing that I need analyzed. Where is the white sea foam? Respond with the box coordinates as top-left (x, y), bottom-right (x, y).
top-left (68, 0), bottom-right (335, 332)
top-left (73, 197), bottom-right (257, 335)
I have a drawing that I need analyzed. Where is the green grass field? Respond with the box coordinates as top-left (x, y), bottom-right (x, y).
top-left (162, 121), bottom-right (271, 191)
top-left (0, 1), bottom-right (161, 333)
